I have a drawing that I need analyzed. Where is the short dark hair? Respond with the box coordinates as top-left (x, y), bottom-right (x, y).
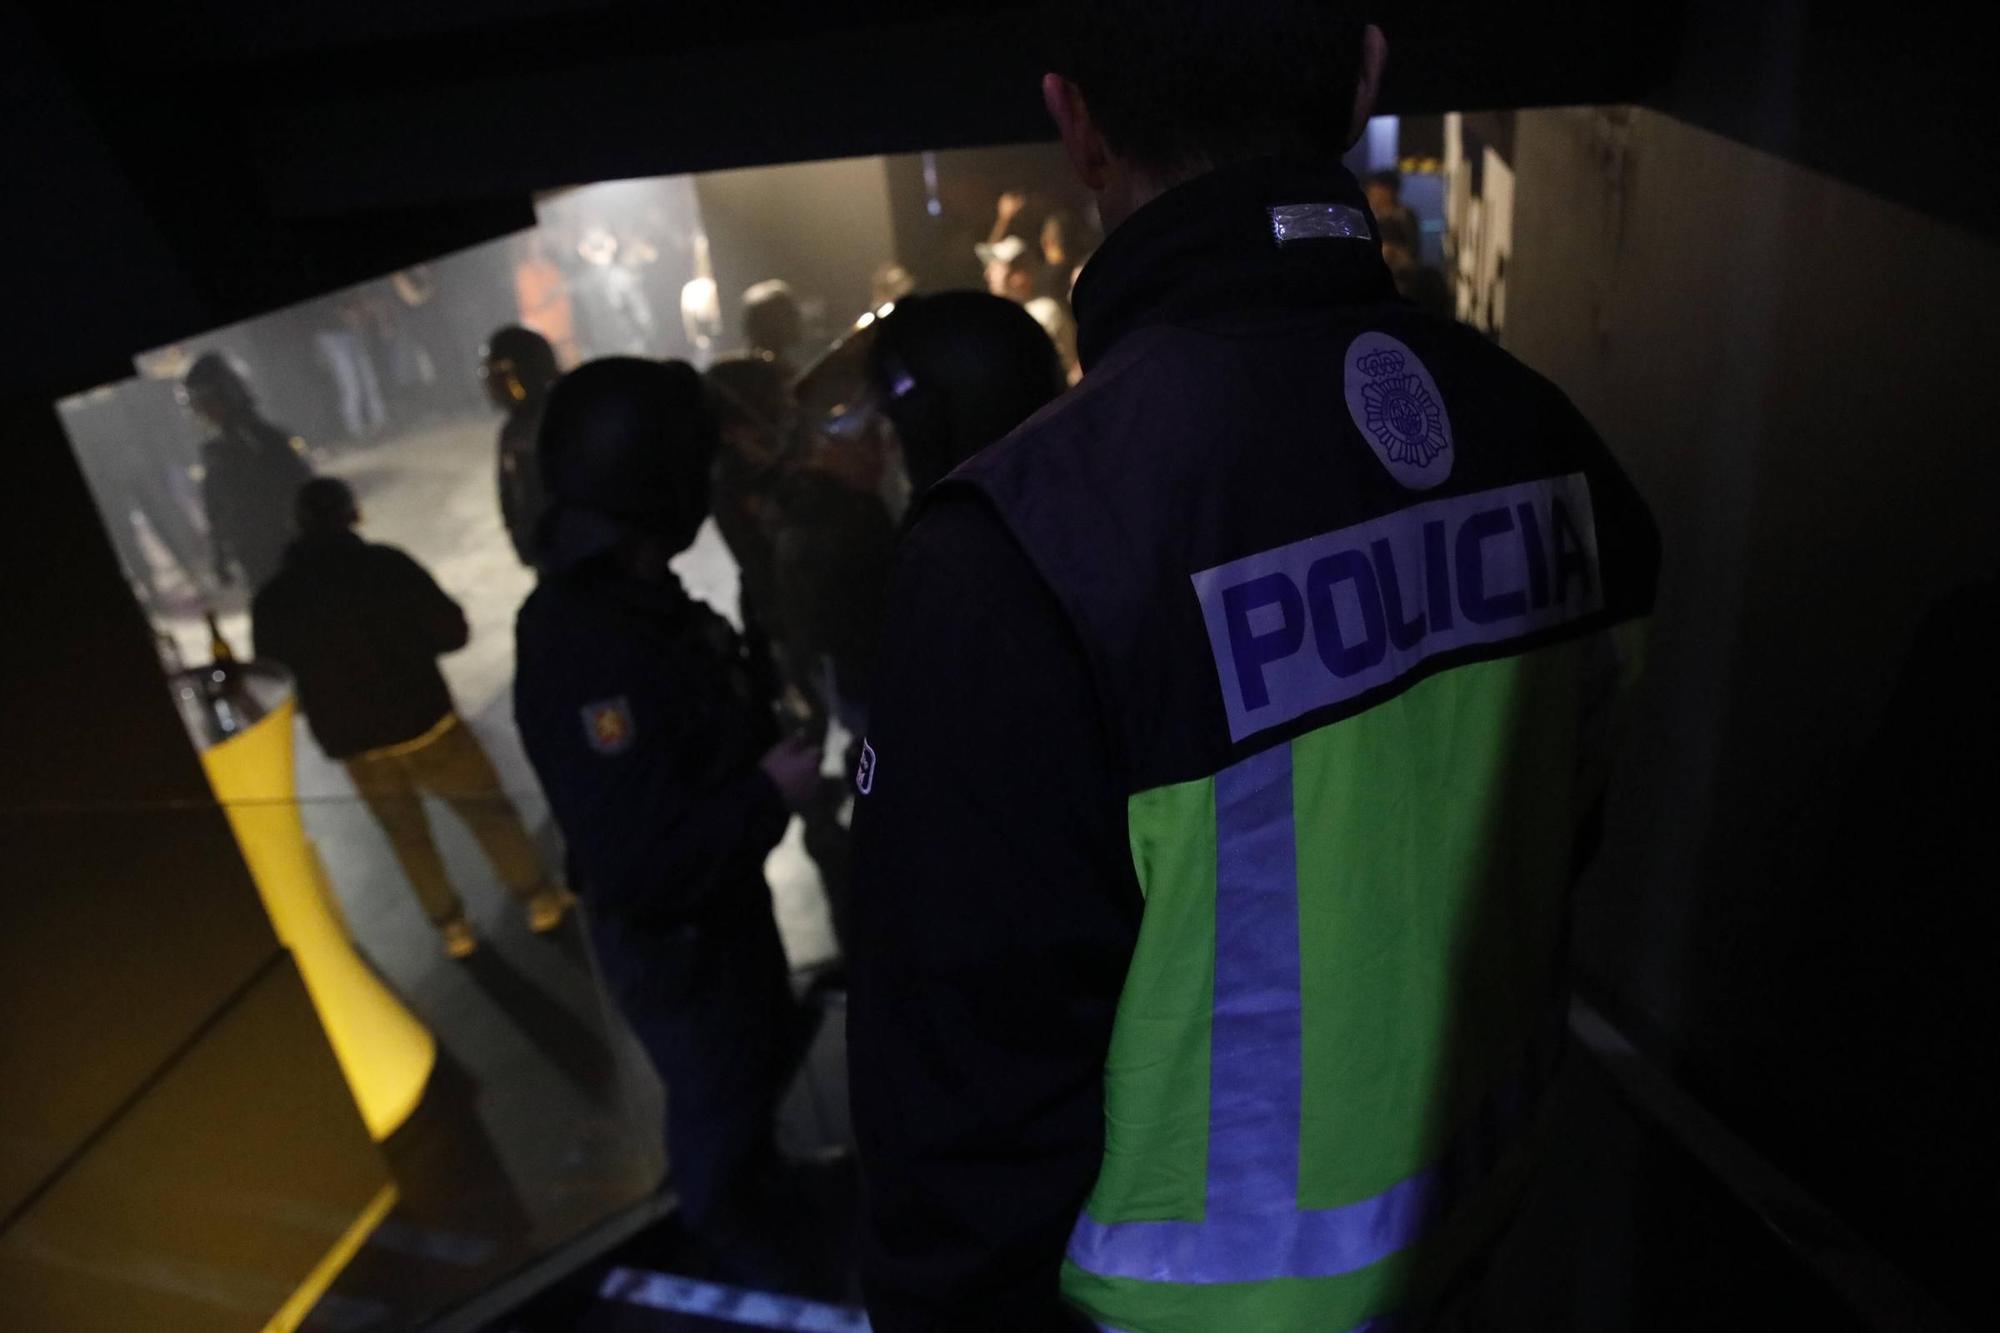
top-left (1046, 0), bottom-right (1369, 179)
top-left (1367, 168), bottom-right (1402, 196)
top-left (295, 477), bottom-right (358, 534)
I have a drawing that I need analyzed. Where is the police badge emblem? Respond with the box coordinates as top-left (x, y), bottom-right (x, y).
top-left (581, 697), bottom-right (636, 755)
top-left (1343, 330), bottom-right (1455, 490)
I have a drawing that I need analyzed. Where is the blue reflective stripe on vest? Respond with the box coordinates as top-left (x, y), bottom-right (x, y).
top-left (1067, 742), bottom-right (1550, 1286)
top-left (1207, 741), bottom-right (1302, 1218)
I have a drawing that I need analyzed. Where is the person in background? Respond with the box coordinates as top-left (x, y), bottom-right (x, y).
top-left (781, 327), bottom-right (902, 739)
top-left (742, 279), bottom-right (806, 377)
top-left (1366, 167), bottom-right (1419, 243)
top-left (182, 352), bottom-right (316, 595)
top-left (383, 268), bottom-right (442, 422)
top-left (514, 358), bottom-right (826, 1287)
top-left (766, 293), bottom-right (1068, 955)
top-left (871, 261), bottom-right (918, 310)
top-left (986, 189), bottom-right (1029, 251)
top-left (847, 2), bottom-right (1660, 1328)
top-left (705, 354), bottom-right (795, 684)
top-left (1038, 205), bottom-right (1097, 299)
top-left (977, 235), bottom-right (1080, 384)
top-left (514, 230), bottom-right (578, 368)
top-left (1379, 212), bottom-right (1453, 321)
top-left (313, 296), bottom-right (390, 445)
top-left (481, 326), bottom-right (562, 568)
top-left (573, 225), bottom-right (658, 358)
top-left (253, 478), bottom-right (571, 959)
top-left (708, 352), bottom-right (857, 962)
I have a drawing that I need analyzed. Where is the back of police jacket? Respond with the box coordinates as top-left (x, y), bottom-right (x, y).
top-left (848, 158), bottom-right (1660, 1332)
top-left (514, 563), bottom-right (788, 935)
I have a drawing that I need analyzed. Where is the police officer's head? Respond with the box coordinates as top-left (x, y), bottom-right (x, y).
top-left (480, 326), bottom-right (560, 412)
top-left (181, 351), bottom-right (256, 429)
top-left (537, 357), bottom-right (719, 572)
top-left (876, 293), bottom-right (1065, 495)
top-left (295, 477), bottom-right (359, 537)
top-left (1041, 1), bottom-right (1388, 229)
top-left (795, 292), bottom-right (1065, 498)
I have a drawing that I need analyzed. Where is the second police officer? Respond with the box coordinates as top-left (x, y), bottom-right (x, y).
top-left (513, 357), bottom-right (825, 1284)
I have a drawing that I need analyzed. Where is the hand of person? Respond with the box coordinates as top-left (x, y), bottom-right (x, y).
top-left (996, 190), bottom-right (1027, 224)
top-left (759, 734), bottom-right (825, 811)
top-left (806, 423), bottom-right (890, 496)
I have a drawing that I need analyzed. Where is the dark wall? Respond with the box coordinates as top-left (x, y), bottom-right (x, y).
top-left (1505, 105), bottom-right (1997, 1320)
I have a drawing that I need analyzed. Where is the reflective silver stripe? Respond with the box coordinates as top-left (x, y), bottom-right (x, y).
top-left (1270, 201), bottom-right (1373, 245)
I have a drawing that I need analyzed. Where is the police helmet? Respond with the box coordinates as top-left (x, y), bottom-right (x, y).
top-left (537, 357), bottom-right (718, 569)
top-left (867, 292), bottom-right (1067, 494)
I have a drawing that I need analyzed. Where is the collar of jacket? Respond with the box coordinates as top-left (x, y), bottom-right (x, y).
top-left (553, 547), bottom-right (701, 621)
top-left (284, 529), bottom-right (363, 562)
top-left (1071, 157), bottom-right (1397, 372)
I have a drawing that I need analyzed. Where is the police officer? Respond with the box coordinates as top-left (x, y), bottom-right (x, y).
top-left (513, 357), bottom-right (825, 1282)
top-left (847, 5), bottom-right (1661, 1331)
top-left (182, 351), bottom-right (315, 594)
top-left (784, 291), bottom-right (1067, 729)
top-left (480, 326), bottom-right (561, 567)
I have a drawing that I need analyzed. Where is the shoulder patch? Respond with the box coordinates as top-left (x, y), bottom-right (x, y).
top-left (581, 697), bottom-right (636, 755)
top-left (1344, 331), bottom-right (1455, 490)
top-left (855, 740), bottom-right (877, 795)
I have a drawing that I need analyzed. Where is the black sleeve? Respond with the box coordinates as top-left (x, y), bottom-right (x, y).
top-left (578, 748), bottom-right (790, 924)
top-left (514, 606), bottom-right (793, 926)
top-left (383, 548), bottom-right (470, 654)
top-left (848, 492), bottom-right (1139, 1333)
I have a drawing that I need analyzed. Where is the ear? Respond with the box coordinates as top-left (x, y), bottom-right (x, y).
top-left (1043, 73), bottom-right (1109, 192)
top-left (1346, 23), bottom-right (1389, 148)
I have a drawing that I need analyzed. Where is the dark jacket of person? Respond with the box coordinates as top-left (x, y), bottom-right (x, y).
top-left (497, 396), bottom-right (549, 567)
top-left (515, 557), bottom-right (799, 1236)
top-left (514, 561), bottom-right (786, 930)
top-left (712, 444), bottom-right (786, 645)
top-left (202, 418), bottom-right (315, 591)
top-left (251, 530), bottom-right (468, 759)
top-left (773, 469), bottom-right (897, 719)
top-left (848, 159), bottom-right (1659, 1330)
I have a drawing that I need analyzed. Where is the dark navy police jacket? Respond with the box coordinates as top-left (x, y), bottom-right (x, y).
top-left (848, 158), bottom-right (1660, 1331)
